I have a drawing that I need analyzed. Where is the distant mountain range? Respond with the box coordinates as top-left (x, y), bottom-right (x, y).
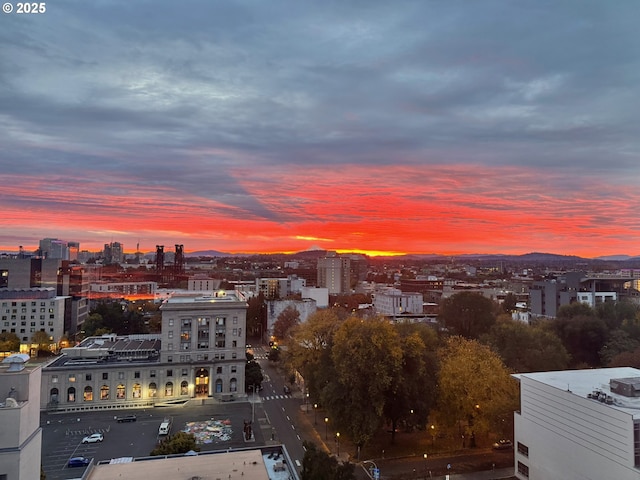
top-left (184, 250), bottom-right (640, 263)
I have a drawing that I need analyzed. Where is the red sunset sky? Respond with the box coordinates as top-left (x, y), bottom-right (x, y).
top-left (2, 2), bottom-right (639, 258)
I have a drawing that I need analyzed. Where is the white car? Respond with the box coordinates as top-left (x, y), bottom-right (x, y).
top-left (82, 433), bottom-right (104, 444)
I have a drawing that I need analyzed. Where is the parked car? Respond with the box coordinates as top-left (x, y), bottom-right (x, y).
top-left (492, 439), bottom-right (513, 450)
top-left (82, 433), bottom-right (104, 444)
top-left (283, 385), bottom-right (291, 394)
top-left (116, 415), bottom-right (137, 423)
top-left (68, 457), bottom-right (91, 468)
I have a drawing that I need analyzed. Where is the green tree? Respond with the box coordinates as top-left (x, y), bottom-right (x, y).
top-left (246, 293), bottom-right (266, 339)
top-left (273, 305), bottom-right (301, 341)
top-left (0, 332), bottom-right (20, 352)
top-left (287, 310), bottom-right (342, 399)
top-left (481, 319), bottom-right (570, 372)
top-left (608, 346), bottom-right (640, 368)
top-left (150, 432), bottom-right (199, 456)
top-left (552, 313), bottom-right (608, 367)
top-left (597, 300), bottom-right (639, 331)
top-left (439, 291), bottom-right (496, 339)
top-left (326, 316), bottom-right (403, 449)
top-left (383, 323), bottom-right (439, 443)
top-left (433, 337), bottom-right (519, 441)
top-left (80, 313), bottom-right (107, 337)
top-left (501, 293), bottom-right (518, 313)
top-left (599, 329), bottom-right (640, 365)
top-left (301, 441), bottom-right (356, 480)
top-left (245, 360), bottom-right (264, 392)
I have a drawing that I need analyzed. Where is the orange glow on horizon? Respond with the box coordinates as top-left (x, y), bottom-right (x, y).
top-left (2, 163), bottom-right (640, 259)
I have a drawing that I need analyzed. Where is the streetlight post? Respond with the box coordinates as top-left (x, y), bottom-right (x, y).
top-left (324, 417), bottom-right (329, 440)
top-left (314, 403), bottom-right (318, 425)
top-left (306, 392), bottom-right (309, 413)
top-left (423, 453), bottom-right (428, 478)
top-left (336, 432), bottom-right (340, 457)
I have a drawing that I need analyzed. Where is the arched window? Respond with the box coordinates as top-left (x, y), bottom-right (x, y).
top-left (83, 386), bottom-right (93, 401)
top-left (132, 383), bottom-right (141, 399)
top-left (230, 378), bottom-right (237, 392)
top-left (67, 387), bottom-right (76, 403)
top-left (100, 385), bottom-right (109, 400)
top-left (180, 380), bottom-right (189, 395)
top-left (148, 382), bottom-right (157, 398)
top-left (165, 382), bottom-right (173, 396)
top-left (215, 378), bottom-right (223, 393)
top-left (49, 387), bottom-right (59, 403)
top-left (116, 384), bottom-right (125, 399)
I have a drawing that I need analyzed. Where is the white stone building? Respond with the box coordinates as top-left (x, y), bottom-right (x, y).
top-left (514, 367), bottom-right (640, 479)
top-left (373, 288), bottom-right (423, 315)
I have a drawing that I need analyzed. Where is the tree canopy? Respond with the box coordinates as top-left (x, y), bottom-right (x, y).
top-left (0, 332), bottom-right (20, 352)
top-left (150, 432), bottom-right (199, 456)
top-left (439, 291), bottom-right (496, 339)
top-left (433, 336), bottom-right (519, 439)
top-left (301, 441), bottom-right (356, 480)
top-left (273, 305), bottom-right (301, 341)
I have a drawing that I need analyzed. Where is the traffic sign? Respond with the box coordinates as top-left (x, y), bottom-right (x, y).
top-left (373, 467), bottom-right (380, 480)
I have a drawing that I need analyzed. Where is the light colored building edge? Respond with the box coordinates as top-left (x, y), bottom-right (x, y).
top-left (86, 446), bottom-right (299, 480)
top-left (40, 291), bottom-right (248, 411)
top-left (0, 354), bottom-right (42, 480)
top-left (513, 367), bottom-right (640, 480)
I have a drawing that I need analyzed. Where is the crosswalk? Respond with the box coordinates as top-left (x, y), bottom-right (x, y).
top-left (260, 394), bottom-right (291, 401)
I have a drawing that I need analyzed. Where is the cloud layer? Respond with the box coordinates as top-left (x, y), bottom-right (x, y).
top-left (2, 1), bottom-right (639, 256)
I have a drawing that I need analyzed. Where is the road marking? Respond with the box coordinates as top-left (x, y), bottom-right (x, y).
top-left (297, 434), bottom-right (301, 440)
top-left (296, 459), bottom-right (301, 467)
top-left (286, 415), bottom-right (290, 421)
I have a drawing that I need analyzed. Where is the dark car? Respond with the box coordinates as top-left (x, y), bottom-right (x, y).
top-left (116, 414), bottom-right (137, 423)
top-left (492, 439), bottom-right (513, 450)
top-left (283, 385), bottom-right (291, 394)
top-left (68, 457), bottom-right (91, 468)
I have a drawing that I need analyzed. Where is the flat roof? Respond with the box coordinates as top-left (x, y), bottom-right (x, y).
top-left (516, 367), bottom-right (640, 417)
top-left (88, 448), bottom-right (293, 480)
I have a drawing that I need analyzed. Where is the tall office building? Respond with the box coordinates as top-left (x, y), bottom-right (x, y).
top-left (103, 242), bottom-right (124, 264)
top-left (38, 238), bottom-right (70, 260)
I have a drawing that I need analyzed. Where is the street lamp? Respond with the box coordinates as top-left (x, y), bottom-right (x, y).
top-left (431, 424), bottom-right (436, 445)
top-left (423, 453), bottom-right (428, 478)
top-left (324, 417), bottom-right (329, 440)
top-left (314, 403), bottom-right (318, 425)
top-left (336, 432), bottom-right (340, 457)
top-left (306, 392), bottom-right (309, 413)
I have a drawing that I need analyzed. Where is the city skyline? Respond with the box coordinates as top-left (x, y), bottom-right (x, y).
top-left (2, 2), bottom-right (640, 257)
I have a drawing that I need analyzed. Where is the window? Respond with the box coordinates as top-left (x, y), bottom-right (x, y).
top-left (118, 372), bottom-right (125, 380)
top-left (68, 374), bottom-right (76, 383)
top-left (150, 369), bottom-right (156, 378)
top-left (132, 383), bottom-right (141, 399)
top-left (168, 343), bottom-right (174, 350)
top-left (85, 373), bottom-right (92, 381)
top-left (231, 366), bottom-right (237, 373)
top-left (215, 379), bottom-right (223, 393)
top-left (635, 422), bottom-right (640, 467)
top-left (230, 378), bottom-right (237, 392)
top-left (100, 385), bottom-right (109, 400)
top-left (49, 388), bottom-right (59, 404)
top-left (52, 375), bottom-right (58, 383)
top-left (83, 386), bottom-right (93, 402)
top-left (168, 330), bottom-right (173, 338)
top-left (169, 319), bottom-right (174, 327)
top-left (67, 387), bottom-right (76, 403)
top-left (517, 442), bottom-right (529, 457)
top-left (116, 384), bottom-right (125, 399)
top-left (102, 372), bottom-right (108, 380)
top-left (167, 369), bottom-right (173, 377)
top-left (168, 356), bottom-right (173, 362)
top-left (233, 328), bottom-right (237, 336)
top-left (165, 382), bottom-right (173, 396)
top-left (148, 382), bottom-right (157, 397)
top-left (216, 366), bottom-right (222, 374)
top-left (180, 380), bottom-right (188, 395)
top-left (182, 368), bottom-right (188, 376)
top-left (233, 316), bottom-right (238, 324)
top-left (134, 371), bottom-right (140, 379)
top-left (517, 462), bottom-right (529, 478)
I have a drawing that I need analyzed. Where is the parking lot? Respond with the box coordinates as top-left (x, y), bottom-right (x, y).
top-left (41, 401), bottom-right (261, 480)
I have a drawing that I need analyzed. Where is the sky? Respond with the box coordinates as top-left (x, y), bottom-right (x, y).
top-left (2, 1), bottom-right (640, 257)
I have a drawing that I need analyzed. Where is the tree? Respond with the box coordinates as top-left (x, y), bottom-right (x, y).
top-left (150, 432), bottom-right (199, 456)
top-left (287, 310), bottom-right (342, 399)
top-left (608, 346), bottom-right (640, 368)
top-left (382, 323), bottom-right (439, 443)
top-left (81, 313), bottom-right (107, 337)
top-left (439, 291), bottom-right (496, 339)
top-left (0, 332), bottom-right (20, 352)
top-left (246, 293), bottom-right (267, 339)
top-left (597, 300), bottom-right (639, 331)
top-left (326, 316), bottom-right (403, 449)
top-left (433, 337), bottom-right (519, 442)
top-left (481, 319), bottom-right (570, 372)
top-left (245, 360), bottom-right (264, 392)
top-left (32, 330), bottom-right (52, 352)
top-left (301, 441), bottom-right (356, 480)
top-left (599, 329), bottom-right (640, 365)
top-left (502, 293), bottom-right (518, 313)
top-left (552, 313), bottom-right (608, 367)
top-left (273, 305), bottom-right (300, 341)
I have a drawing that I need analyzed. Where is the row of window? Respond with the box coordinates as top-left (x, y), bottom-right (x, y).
top-left (50, 379), bottom-right (238, 402)
top-left (52, 366), bottom-right (238, 383)
top-left (3, 321), bottom-right (55, 326)
top-left (1, 301), bottom-right (56, 307)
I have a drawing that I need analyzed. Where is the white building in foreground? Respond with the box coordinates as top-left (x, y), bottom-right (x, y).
top-left (514, 367), bottom-right (640, 480)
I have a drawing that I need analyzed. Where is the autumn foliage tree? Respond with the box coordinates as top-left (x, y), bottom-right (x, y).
top-left (273, 305), bottom-right (301, 341)
top-left (439, 291), bottom-right (496, 339)
top-left (433, 336), bottom-right (519, 441)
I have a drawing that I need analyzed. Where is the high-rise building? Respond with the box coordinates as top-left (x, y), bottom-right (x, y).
top-left (103, 242), bottom-right (124, 264)
top-left (317, 252), bottom-right (351, 295)
top-left (39, 238), bottom-right (71, 260)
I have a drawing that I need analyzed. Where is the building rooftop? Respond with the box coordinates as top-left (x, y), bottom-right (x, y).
top-left (516, 367), bottom-right (640, 418)
top-left (89, 447), bottom-right (297, 480)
